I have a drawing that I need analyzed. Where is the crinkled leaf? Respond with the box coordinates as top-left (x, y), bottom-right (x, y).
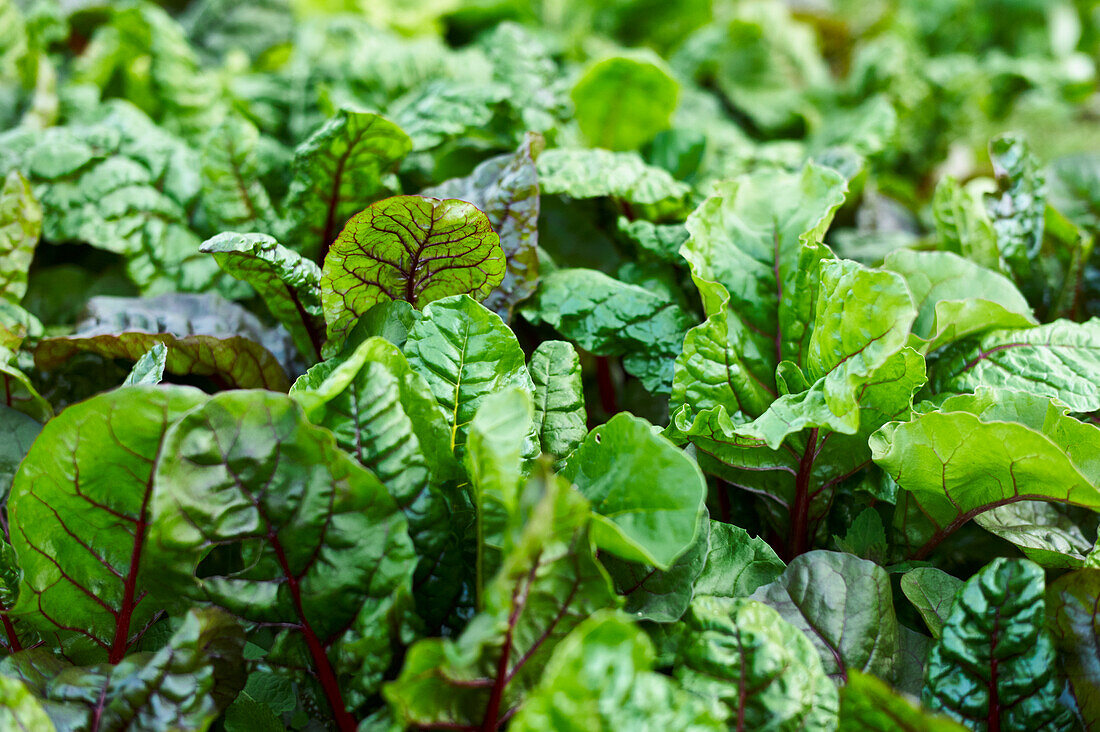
top-left (692, 522), bottom-right (785, 598)
top-left (1048, 569), bottom-right (1100, 730)
top-left (571, 53), bottom-right (679, 152)
top-left (923, 558), bottom-right (1073, 730)
top-left (617, 218), bottom-right (688, 263)
top-left (524, 268), bottom-right (693, 394)
top-left (537, 148), bottom-right (690, 219)
top-left (0, 171), bottom-right (40, 305)
top-left (201, 232), bottom-right (324, 361)
top-left (122, 341), bottom-right (166, 386)
top-left (932, 176), bottom-right (1001, 272)
top-left (35, 294), bottom-right (293, 391)
top-left (2, 607), bottom-right (245, 731)
top-left (321, 195), bottom-right (505, 347)
top-left (672, 597), bottom-right (838, 730)
top-left (562, 413), bottom-right (706, 569)
top-left (199, 116), bottom-right (276, 234)
top-left (422, 133), bottom-right (541, 320)
top-left (528, 340), bottom-right (586, 460)
top-left (872, 388), bottom-right (1100, 559)
top-left (900, 568), bottom-right (964, 640)
top-left (839, 670), bottom-right (967, 732)
top-left (883, 249), bottom-right (1035, 353)
top-left (751, 550), bottom-right (899, 682)
top-left (986, 133), bottom-right (1045, 285)
top-left (403, 295), bottom-right (536, 461)
top-left (8, 386), bottom-right (206, 663)
top-left (510, 611), bottom-right (721, 731)
top-left (928, 319), bottom-right (1100, 413)
top-left (148, 390), bottom-right (416, 726)
top-left (282, 109), bottom-right (411, 261)
top-left (384, 468), bottom-right (618, 729)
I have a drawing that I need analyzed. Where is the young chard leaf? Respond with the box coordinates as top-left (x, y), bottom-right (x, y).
top-left (528, 340), bottom-right (586, 461)
top-left (839, 670), bottom-right (967, 731)
top-left (199, 116), bottom-right (277, 234)
top-left (423, 133), bottom-right (542, 320)
top-left (122, 341), bottom-right (167, 386)
top-left (282, 109), bottom-right (412, 262)
top-left (0, 171), bottom-right (40, 305)
top-left (923, 558), bottom-right (1073, 730)
top-left (8, 386), bottom-right (206, 663)
top-left (201, 232), bottom-right (325, 361)
top-left (404, 295), bottom-right (537, 461)
top-left (35, 294), bottom-right (293, 391)
top-left (321, 196), bottom-right (505, 348)
top-left (751, 550), bottom-right (900, 682)
top-left (148, 391), bottom-right (416, 731)
top-left (571, 53), bottom-right (680, 152)
top-left (900, 567), bottom-right (963, 639)
top-left (509, 611), bottom-right (721, 731)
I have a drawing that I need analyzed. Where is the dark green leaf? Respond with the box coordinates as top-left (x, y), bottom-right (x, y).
top-left (923, 558), bottom-right (1073, 730)
top-left (900, 568), bottom-right (963, 639)
top-left (1048, 569), bottom-right (1100, 730)
top-left (0, 405), bottom-right (39, 503)
top-left (752, 550), bottom-right (900, 682)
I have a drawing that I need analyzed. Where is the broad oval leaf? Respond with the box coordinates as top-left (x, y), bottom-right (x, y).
top-left (571, 53), bottom-right (680, 151)
top-left (751, 550), bottom-right (899, 682)
top-left (900, 567), bottom-right (964, 640)
top-left (148, 390), bottom-right (416, 728)
top-left (321, 195), bottom-right (506, 347)
top-left (674, 596), bottom-right (839, 730)
top-left (923, 558), bottom-right (1073, 730)
top-left (563, 413), bottom-right (706, 569)
top-left (529, 340), bottom-right (586, 460)
top-left (8, 385), bottom-right (206, 663)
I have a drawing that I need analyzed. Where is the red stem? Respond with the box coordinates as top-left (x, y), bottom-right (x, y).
top-left (1, 614), bottom-right (21, 653)
top-left (595, 357), bottom-right (618, 416)
top-left (787, 429), bottom-right (818, 560)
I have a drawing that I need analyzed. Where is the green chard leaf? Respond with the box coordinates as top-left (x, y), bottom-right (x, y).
top-left (384, 467), bottom-right (619, 729)
top-left (900, 567), bottom-right (964, 640)
top-left (524, 268), bottom-right (694, 395)
top-left (0, 405), bottom-right (39, 503)
top-left (321, 195), bottom-right (505, 348)
top-left (35, 293), bottom-right (294, 391)
top-left (0, 171), bottom-right (40, 305)
top-left (932, 176), bottom-right (1001, 272)
top-left (923, 558), bottom-right (1073, 730)
top-left (199, 115), bottom-right (277, 235)
top-left (147, 390), bottom-right (416, 726)
top-left (528, 340), bottom-right (586, 461)
top-left (0, 675), bottom-right (53, 731)
top-left (422, 133), bottom-right (542, 320)
top-left (839, 670), bottom-right (967, 732)
top-left (0, 607), bottom-right (245, 731)
top-left (510, 611), bottom-right (721, 731)
top-left (986, 133), bottom-right (1046, 288)
top-left (282, 109), bottom-right (412, 261)
top-left (562, 413), bottom-right (706, 569)
top-left (537, 148), bottom-right (691, 220)
top-left (8, 386), bottom-right (206, 663)
top-left (872, 387), bottom-right (1100, 559)
top-left (883, 249), bottom-right (1035, 353)
top-left (928, 318), bottom-right (1100, 413)
top-left (1047, 569), bottom-right (1100, 730)
top-left (201, 232), bottom-right (325, 361)
top-left (671, 596), bottom-right (838, 730)
top-left (403, 295), bottom-right (537, 461)
top-left (751, 550), bottom-right (900, 682)
top-left (122, 341), bottom-right (167, 386)
top-left (571, 53), bottom-right (680, 152)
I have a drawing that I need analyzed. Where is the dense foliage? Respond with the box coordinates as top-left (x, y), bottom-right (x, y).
top-left (2, 0), bottom-right (1100, 729)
